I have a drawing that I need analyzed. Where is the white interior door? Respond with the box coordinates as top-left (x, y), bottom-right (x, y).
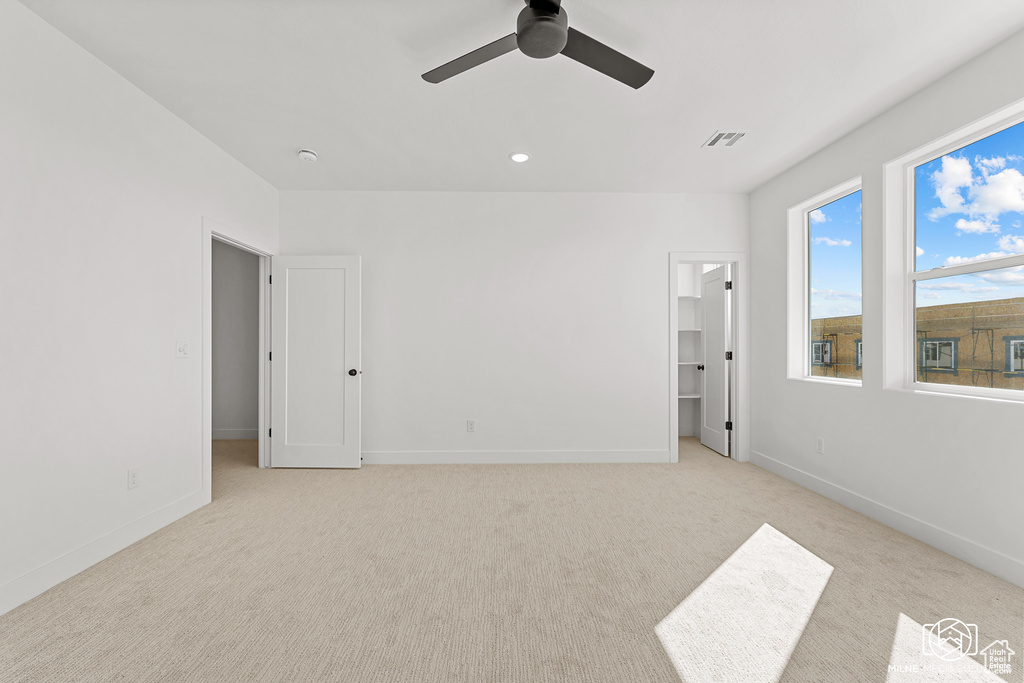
top-left (701, 265), bottom-right (730, 457)
top-left (271, 256), bottom-right (361, 468)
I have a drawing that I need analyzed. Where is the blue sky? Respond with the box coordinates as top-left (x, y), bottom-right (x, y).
top-left (809, 190), bottom-right (862, 318)
top-left (914, 120), bottom-right (1024, 307)
top-left (810, 122), bottom-right (1024, 320)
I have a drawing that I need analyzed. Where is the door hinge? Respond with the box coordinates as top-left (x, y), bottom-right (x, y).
top-left (725, 421), bottom-right (733, 431)
top-left (725, 351), bottom-right (733, 360)
top-left (269, 275), bottom-right (272, 284)
top-left (268, 428), bottom-right (272, 438)
top-left (725, 281), bottom-right (733, 290)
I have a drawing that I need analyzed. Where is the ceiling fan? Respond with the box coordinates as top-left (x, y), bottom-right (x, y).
top-left (422, 0), bottom-right (654, 89)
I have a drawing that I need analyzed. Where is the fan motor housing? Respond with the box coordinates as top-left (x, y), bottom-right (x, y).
top-left (516, 6), bottom-right (568, 59)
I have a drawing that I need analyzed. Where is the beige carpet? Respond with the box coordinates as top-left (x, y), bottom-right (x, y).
top-left (0, 439), bottom-right (1020, 682)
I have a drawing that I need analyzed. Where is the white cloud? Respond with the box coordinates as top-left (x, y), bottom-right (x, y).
top-left (944, 252), bottom-right (1014, 266)
top-left (976, 156), bottom-right (1006, 175)
top-left (809, 209), bottom-right (827, 224)
top-left (946, 235), bottom-right (1024, 265)
top-left (916, 246), bottom-right (925, 257)
top-left (996, 234), bottom-right (1024, 253)
top-left (917, 282), bottom-right (998, 294)
top-left (810, 288), bottom-right (862, 300)
top-left (974, 266), bottom-right (1024, 285)
top-left (928, 155), bottom-right (972, 218)
top-left (812, 237), bottom-right (852, 247)
top-left (968, 168), bottom-right (1024, 217)
top-left (954, 218), bottom-right (999, 234)
top-left (918, 291), bottom-right (944, 299)
top-left (927, 156), bottom-right (1024, 223)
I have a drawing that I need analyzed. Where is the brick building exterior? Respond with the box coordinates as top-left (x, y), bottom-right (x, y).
top-left (810, 315), bottom-right (862, 380)
top-left (811, 297), bottom-right (1024, 389)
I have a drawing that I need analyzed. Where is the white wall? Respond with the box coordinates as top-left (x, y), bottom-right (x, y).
top-left (749, 28), bottom-right (1024, 586)
top-left (212, 240), bottom-right (260, 439)
top-left (281, 191), bottom-right (747, 463)
top-left (0, 0), bottom-right (278, 614)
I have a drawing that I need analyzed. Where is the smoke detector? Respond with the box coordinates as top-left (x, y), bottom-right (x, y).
top-left (702, 132), bottom-right (745, 148)
top-left (297, 149), bottom-right (318, 163)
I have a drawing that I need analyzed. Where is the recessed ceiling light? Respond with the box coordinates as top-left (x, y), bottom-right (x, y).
top-left (509, 152), bottom-right (530, 163)
top-left (297, 149), bottom-right (318, 163)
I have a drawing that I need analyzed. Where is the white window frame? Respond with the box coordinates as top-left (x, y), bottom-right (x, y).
top-left (883, 97), bottom-right (1024, 402)
top-left (787, 176), bottom-right (863, 386)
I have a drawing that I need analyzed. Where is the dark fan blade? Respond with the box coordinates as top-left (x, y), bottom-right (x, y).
top-left (422, 33), bottom-right (518, 83)
top-left (560, 27), bottom-right (653, 89)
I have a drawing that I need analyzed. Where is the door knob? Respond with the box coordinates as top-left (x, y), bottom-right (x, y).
top-left (697, 364), bottom-right (705, 371)
top-left (348, 369), bottom-right (359, 376)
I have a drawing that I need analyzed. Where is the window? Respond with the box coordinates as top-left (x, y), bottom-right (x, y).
top-left (885, 105), bottom-right (1024, 398)
top-left (1007, 337), bottom-right (1024, 374)
top-left (856, 340), bottom-right (863, 370)
top-left (812, 340), bottom-right (832, 365)
top-left (909, 119), bottom-right (1024, 392)
top-left (808, 188), bottom-right (862, 380)
top-left (788, 178), bottom-right (863, 384)
top-left (919, 338), bottom-right (957, 372)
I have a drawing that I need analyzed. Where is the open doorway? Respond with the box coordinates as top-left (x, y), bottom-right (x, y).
top-left (669, 253), bottom-right (745, 463)
top-left (212, 239), bottom-right (262, 472)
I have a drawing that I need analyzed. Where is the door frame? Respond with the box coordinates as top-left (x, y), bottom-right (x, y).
top-left (202, 217), bottom-right (275, 504)
top-left (668, 252), bottom-right (749, 463)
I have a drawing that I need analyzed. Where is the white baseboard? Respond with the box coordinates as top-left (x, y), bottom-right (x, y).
top-left (361, 449), bottom-right (670, 465)
top-left (749, 450), bottom-right (1024, 588)
top-left (212, 428), bottom-right (258, 440)
top-left (0, 490), bottom-right (207, 617)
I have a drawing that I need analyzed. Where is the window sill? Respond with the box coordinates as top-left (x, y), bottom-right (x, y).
top-left (789, 376), bottom-right (862, 388)
top-left (906, 382), bottom-right (1024, 404)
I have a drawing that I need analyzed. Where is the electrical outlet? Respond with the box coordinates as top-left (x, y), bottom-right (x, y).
top-left (466, 420), bottom-right (475, 433)
top-left (127, 468), bottom-right (140, 490)
top-left (816, 438), bottom-right (825, 455)
top-left (175, 341), bottom-right (189, 359)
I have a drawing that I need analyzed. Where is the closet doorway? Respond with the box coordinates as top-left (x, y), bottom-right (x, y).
top-left (669, 254), bottom-right (741, 460)
top-left (204, 230), bottom-right (272, 482)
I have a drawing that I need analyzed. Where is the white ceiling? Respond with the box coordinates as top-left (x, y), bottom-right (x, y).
top-left (19, 0), bottom-right (1024, 193)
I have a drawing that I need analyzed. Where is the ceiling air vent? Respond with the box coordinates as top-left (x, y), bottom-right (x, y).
top-left (703, 131), bottom-right (745, 148)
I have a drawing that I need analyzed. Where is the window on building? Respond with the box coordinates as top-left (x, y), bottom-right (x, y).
top-left (856, 340), bottom-right (863, 370)
top-left (811, 340), bottom-right (832, 365)
top-left (920, 339), bottom-right (956, 371)
top-left (1007, 337), bottom-right (1024, 374)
